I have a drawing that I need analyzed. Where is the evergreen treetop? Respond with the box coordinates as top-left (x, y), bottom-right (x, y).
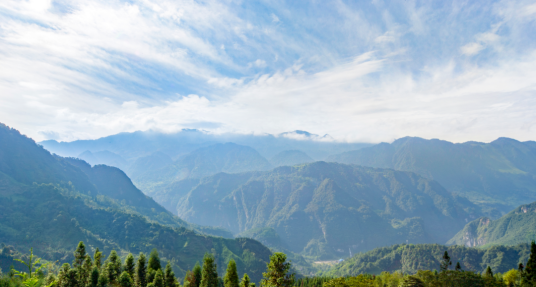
top-left (224, 260), bottom-right (239, 287)
top-left (200, 253), bottom-right (218, 287)
top-left (260, 252), bottom-right (294, 287)
top-left (148, 249), bottom-right (162, 271)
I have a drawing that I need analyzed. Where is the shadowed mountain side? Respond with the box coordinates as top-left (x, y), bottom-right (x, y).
top-left (154, 162), bottom-right (481, 259)
top-left (270, 150), bottom-right (314, 167)
top-left (448, 201), bottom-right (536, 247)
top-left (327, 137), bottom-right (536, 213)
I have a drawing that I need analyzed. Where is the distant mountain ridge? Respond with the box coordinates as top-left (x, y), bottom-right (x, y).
top-left (128, 142), bottom-right (273, 194)
top-left (150, 161), bottom-right (482, 259)
top-left (328, 136), bottom-right (536, 213)
top-left (39, 129), bottom-right (371, 164)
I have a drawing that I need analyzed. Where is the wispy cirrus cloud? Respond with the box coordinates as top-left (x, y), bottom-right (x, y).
top-left (0, 0), bottom-right (535, 143)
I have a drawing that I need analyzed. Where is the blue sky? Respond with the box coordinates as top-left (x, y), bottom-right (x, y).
top-left (1, 0), bottom-right (535, 143)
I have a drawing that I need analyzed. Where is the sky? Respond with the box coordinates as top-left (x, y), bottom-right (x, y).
top-left (0, 0), bottom-right (535, 143)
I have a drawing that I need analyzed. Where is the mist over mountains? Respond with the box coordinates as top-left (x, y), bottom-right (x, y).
top-left (37, 129), bottom-right (536, 260)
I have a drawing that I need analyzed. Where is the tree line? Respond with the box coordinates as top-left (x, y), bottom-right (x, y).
top-left (3, 241), bottom-right (536, 287)
top-left (0, 242), bottom-right (294, 287)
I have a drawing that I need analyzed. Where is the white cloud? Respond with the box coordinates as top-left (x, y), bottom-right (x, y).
top-left (460, 43), bottom-right (484, 55)
top-left (0, 0), bottom-right (535, 144)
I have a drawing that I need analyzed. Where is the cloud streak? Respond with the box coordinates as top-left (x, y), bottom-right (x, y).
top-left (0, 0), bottom-right (535, 143)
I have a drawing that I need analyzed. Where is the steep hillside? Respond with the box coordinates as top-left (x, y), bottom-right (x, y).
top-left (270, 150), bottom-right (314, 167)
top-left (153, 162), bottom-right (481, 259)
top-left (448, 201), bottom-right (536, 247)
top-left (328, 137), bottom-right (536, 213)
top-left (129, 143), bottom-right (273, 194)
top-left (324, 243), bottom-right (531, 277)
top-left (0, 123), bottom-right (270, 281)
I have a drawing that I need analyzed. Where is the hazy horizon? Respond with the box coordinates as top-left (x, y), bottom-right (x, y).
top-left (1, 0), bottom-right (535, 143)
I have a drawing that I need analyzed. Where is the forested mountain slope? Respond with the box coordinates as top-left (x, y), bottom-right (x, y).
top-left (152, 162), bottom-right (482, 259)
top-left (328, 137), bottom-right (536, 213)
top-left (448, 201), bottom-right (536, 247)
top-left (0, 123), bottom-right (271, 281)
top-left (324, 243), bottom-right (531, 277)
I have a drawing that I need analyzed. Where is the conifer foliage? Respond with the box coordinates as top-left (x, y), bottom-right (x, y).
top-left (523, 240), bottom-right (536, 284)
top-left (224, 260), bottom-right (239, 287)
top-left (200, 253), bottom-right (218, 287)
top-left (260, 253), bottom-right (294, 287)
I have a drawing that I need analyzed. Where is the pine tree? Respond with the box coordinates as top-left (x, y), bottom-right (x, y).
top-left (484, 266), bottom-right (493, 278)
top-left (135, 253), bottom-right (148, 287)
top-left (524, 240), bottom-right (536, 284)
top-left (200, 253), bottom-right (218, 287)
top-left (90, 267), bottom-right (100, 287)
top-left (163, 262), bottom-right (177, 287)
top-left (148, 249), bottom-right (162, 271)
top-left (239, 274), bottom-right (250, 287)
top-left (98, 272), bottom-right (109, 287)
top-left (58, 263), bottom-right (78, 287)
top-left (455, 262), bottom-right (462, 271)
top-left (224, 260), bottom-right (239, 287)
top-left (73, 242), bottom-right (87, 269)
top-left (193, 262), bottom-right (202, 287)
top-left (153, 270), bottom-right (164, 287)
top-left (124, 254), bottom-right (136, 279)
top-left (119, 271), bottom-right (135, 287)
top-left (80, 255), bottom-right (93, 286)
top-left (440, 251), bottom-right (452, 272)
top-left (94, 248), bottom-right (103, 269)
top-left (260, 252), bottom-right (295, 287)
top-left (107, 250), bottom-right (122, 283)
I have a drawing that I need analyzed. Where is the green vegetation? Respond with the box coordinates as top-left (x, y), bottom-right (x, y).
top-left (327, 136), bottom-right (536, 214)
top-left (151, 162), bottom-right (480, 259)
top-left (0, 123), bottom-right (270, 282)
top-left (0, 242), bottom-right (276, 287)
top-left (323, 243), bottom-right (531, 277)
top-left (448, 201), bottom-right (536, 247)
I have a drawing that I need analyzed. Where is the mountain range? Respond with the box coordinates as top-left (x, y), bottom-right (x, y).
top-left (148, 162), bottom-right (482, 259)
top-left (328, 136), bottom-right (536, 214)
top-left (0, 123), bottom-right (271, 282)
